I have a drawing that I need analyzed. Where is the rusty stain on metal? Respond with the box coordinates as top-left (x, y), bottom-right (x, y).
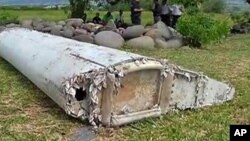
top-left (0, 28), bottom-right (235, 129)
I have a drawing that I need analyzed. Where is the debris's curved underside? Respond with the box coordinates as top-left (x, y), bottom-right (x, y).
top-left (0, 28), bottom-right (235, 128)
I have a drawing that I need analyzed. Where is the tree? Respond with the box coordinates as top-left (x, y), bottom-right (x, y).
top-left (69, 0), bottom-right (89, 18)
top-left (69, 0), bottom-right (121, 18)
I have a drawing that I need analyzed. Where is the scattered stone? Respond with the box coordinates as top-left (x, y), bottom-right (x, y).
top-left (62, 26), bottom-right (74, 38)
top-left (144, 29), bottom-right (162, 39)
top-left (43, 21), bottom-right (56, 27)
top-left (94, 26), bottom-right (115, 34)
top-left (0, 26), bottom-right (5, 32)
top-left (51, 25), bottom-right (63, 36)
top-left (51, 25), bottom-right (63, 31)
top-left (122, 25), bottom-right (145, 39)
top-left (58, 21), bottom-right (66, 26)
top-left (126, 36), bottom-right (155, 49)
top-left (74, 29), bottom-right (88, 36)
top-left (155, 37), bottom-right (184, 48)
top-left (42, 27), bottom-right (52, 32)
top-left (82, 23), bottom-right (98, 32)
top-left (21, 20), bottom-right (33, 29)
top-left (95, 31), bottom-right (124, 48)
top-left (33, 23), bottom-right (44, 31)
top-left (73, 34), bottom-right (94, 43)
top-left (168, 26), bottom-right (182, 37)
top-left (6, 23), bottom-right (20, 28)
top-left (152, 21), bottom-right (172, 40)
top-left (66, 18), bottom-right (83, 28)
top-left (32, 17), bottom-right (43, 27)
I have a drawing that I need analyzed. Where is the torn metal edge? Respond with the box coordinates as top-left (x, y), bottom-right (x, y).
top-left (61, 57), bottom-right (235, 128)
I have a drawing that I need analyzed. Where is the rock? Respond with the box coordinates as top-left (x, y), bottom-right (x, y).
top-left (152, 21), bottom-right (172, 40)
top-left (51, 25), bottom-right (63, 31)
top-left (51, 25), bottom-right (63, 36)
top-left (21, 20), bottom-right (33, 29)
top-left (62, 26), bottom-right (74, 38)
top-left (74, 29), bottom-right (88, 36)
top-left (43, 21), bottom-right (56, 27)
top-left (58, 21), bottom-right (66, 26)
top-left (6, 23), bottom-right (20, 28)
top-left (94, 26), bottom-right (115, 34)
top-left (126, 36), bottom-right (155, 49)
top-left (168, 26), bottom-right (182, 37)
top-left (66, 18), bottom-right (83, 28)
top-left (144, 29), bottom-right (162, 39)
top-left (0, 26), bottom-right (6, 32)
top-left (33, 23), bottom-right (44, 31)
top-left (42, 27), bottom-right (52, 32)
top-left (122, 25), bottom-right (145, 39)
top-left (155, 37), bottom-right (184, 48)
top-left (95, 31), bottom-right (124, 48)
top-left (82, 23), bottom-right (98, 32)
top-left (73, 34), bottom-right (94, 43)
top-left (32, 17), bottom-right (43, 27)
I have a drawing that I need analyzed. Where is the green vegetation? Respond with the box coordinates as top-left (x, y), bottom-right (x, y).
top-left (230, 11), bottom-right (250, 24)
top-left (0, 12), bottom-right (18, 25)
top-left (202, 0), bottom-right (226, 13)
top-left (1, 33), bottom-right (250, 140)
top-left (176, 13), bottom-right (233, 47)
top-left (0, 8), bottom-right (249, 141)
top-left (0, 9), bottom-right (154, 24)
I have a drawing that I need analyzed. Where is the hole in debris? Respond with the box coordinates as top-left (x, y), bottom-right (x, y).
top-left (75, 88), bottom-right (87, 101)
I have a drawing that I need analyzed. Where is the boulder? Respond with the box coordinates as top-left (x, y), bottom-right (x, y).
top-left (62, 26), bottom-right (74, 38)
top-left (94, 26), bottom-right (116, 34)
top-left (32, 17), bottom-right (43, 27)
top-left (155, 37), bottom-right (184, 48)
top-left (73, 34), bottom-right (94, 44)
top-left (51, 25), bottom-right (63, 36)
top-left (122, 25), bottom-right (145, 39)
top-left (126, 36), bottom-right (155, 49)
top-left (58, 21), bottom-right (66, 26)
top-left (33, 23), bottom-right (44, 31)
top-left (43, 21), bottom-right (56, 27)
top-left (66, 18), bottom-right (83, 28)
top-left (0, 26), bottom-right (5, 32)
top-left (6, 23), bottom-right (20, 28)
top-left (51, 25), bottom-right (63, 31)
top-left (21, 20), bottom-right (33, 29)
top-left (82, 23), bottom-right (98, 32)
top-left (74, 29), bottom-right (88, 36)
top-left (95, 31), bottom-right (124, 48)
top-left (144, 29), bottom-right (162, 39)
top-left (152, 21), bottom-right (172, 40)
top-left (42, 27), bottom-right (52, 32)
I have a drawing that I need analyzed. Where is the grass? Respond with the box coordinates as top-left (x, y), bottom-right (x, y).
top-left (0, 9), bottom-right (250, 141)
top-left (0, 9), bottom-right (154, 25)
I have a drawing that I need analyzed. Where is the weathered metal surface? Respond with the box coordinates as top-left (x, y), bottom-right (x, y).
top-left (0, 28), bottom-right (235, 128)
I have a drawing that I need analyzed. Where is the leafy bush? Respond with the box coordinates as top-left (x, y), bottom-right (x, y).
top-left (176, 13), bottom-right (232, 47)
top-left (231, 12), bottom-right (250, 24)
top-left (0, 12), bottom-right (19, 25)
top-left (170, 0), bottom-right (204, 8)
top-left (202, 0), bottom-right (226, 13)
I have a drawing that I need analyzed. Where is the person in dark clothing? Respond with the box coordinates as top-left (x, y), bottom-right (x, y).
top-left (152, 0), bottom-right (161, 23)
top-left (161, 0), bottom-right (171, 26)
top-left (92, 13), bottom-right (102, 24)
top-left (83, 13), bottom-right (87, 23)
top-left (115, 10), bottom-right (127, 28)
top-left (102, 11), bottom-right (114, 25)
top-left (130, 0), bottom-right (143, 25)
